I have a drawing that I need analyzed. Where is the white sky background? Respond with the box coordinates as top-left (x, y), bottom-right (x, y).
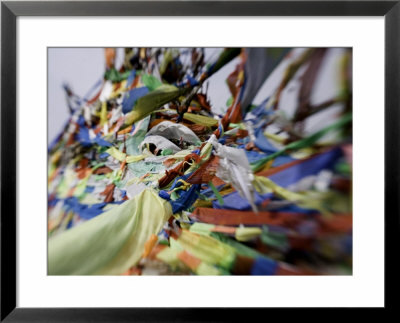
top-left (48, 47), bottom-right (344, 144)
top-left (48, 48), bottom-right (103, 143)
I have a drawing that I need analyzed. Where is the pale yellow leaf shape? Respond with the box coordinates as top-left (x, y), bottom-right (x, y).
top-left (48, 189), bottom-right (172, 275)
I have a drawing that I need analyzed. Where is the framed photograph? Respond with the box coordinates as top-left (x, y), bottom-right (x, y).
top-left (1, 0), bottom-right (398, 321)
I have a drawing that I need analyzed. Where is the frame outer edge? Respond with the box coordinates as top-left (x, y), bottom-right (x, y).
top-left (0, 0), bottom-right (398, 321)
top-left (2, 1), bottom-right (398, 16)
top-left (385, 1), bottom-right (400, 310)
top-left (1, 2), bottom-right (17, 322)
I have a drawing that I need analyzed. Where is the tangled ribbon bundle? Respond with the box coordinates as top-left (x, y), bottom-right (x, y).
top-left (48, 47), bottom-right (352, 275)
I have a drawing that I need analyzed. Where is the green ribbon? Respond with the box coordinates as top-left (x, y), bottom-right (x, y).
top-left (252, 112), bottom-right (352, 172)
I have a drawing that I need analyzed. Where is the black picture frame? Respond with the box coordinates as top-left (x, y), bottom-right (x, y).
top-left (1, 0), bottom-right (399, 321)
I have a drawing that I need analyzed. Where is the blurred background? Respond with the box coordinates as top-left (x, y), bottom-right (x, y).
top-left (48, 47), bottom-right (347, 144)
